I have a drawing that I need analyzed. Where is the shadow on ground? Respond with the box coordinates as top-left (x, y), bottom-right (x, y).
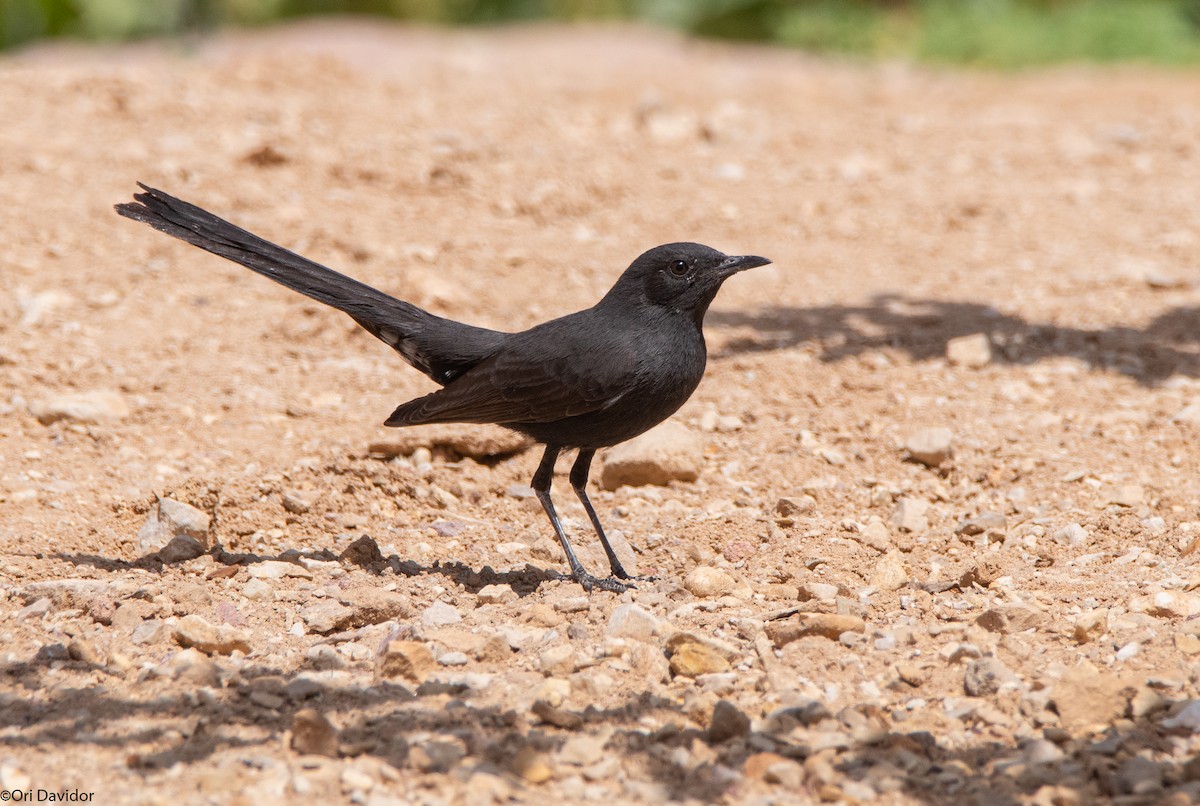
top-left (53, 542), bottom-right (569, 597)
top-left (18, 542), bottom-right (1200, 804)
top-left (1, 643), bottom-right (1193, 804)
top-left (710, 295), bottom-right (1200, 385)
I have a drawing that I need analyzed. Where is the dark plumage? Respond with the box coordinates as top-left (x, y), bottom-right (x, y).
top-left (116, 184), bottom-right (769, 591)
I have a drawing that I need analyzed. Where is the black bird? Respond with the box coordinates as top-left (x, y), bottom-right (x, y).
top-left (116, 184), bottom-right (769, 592)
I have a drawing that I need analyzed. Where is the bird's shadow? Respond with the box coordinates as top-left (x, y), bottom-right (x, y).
top-left (53, 540), bottom-right (567, 598)
top-left (709, 294), bottom-right (1200, 384)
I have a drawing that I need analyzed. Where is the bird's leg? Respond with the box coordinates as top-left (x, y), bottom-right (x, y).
top-left (570, 449), bottom-right (652, 583)
top-left (532, 445), bottom-right (629, 593)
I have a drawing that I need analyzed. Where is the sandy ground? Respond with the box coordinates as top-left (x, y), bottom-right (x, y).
top-left (4, 18), bottom-right (1200, 805)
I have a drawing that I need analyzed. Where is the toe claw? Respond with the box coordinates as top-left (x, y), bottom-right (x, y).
top-left (609, 565), bottom-right (656, 583)
top-left (574, 571), bottom-right (633, 593)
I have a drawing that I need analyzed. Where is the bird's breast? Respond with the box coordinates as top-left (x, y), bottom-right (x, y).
top-left (579, 325), bottom-right (706, 445)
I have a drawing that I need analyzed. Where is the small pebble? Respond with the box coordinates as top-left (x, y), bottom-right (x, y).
top-left (946, 333), bottom-right (992, 368)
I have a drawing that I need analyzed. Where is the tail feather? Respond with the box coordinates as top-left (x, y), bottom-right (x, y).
top-left (116, 183), bottom-right (429, 333)
top-left (115, 183), bottom-right (505, 385)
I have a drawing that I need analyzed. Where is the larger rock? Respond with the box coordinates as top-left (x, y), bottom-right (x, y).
top-left (1172, 402), bottom-right (1200, 426)
top-left (975, 604), bottom-right (1044, 634)
top-left (559, 733), bottom-right (610, 767)
top-left (892, 497), bottom-right (930, 533)
top-left (707, 700), bottom-right (751, 743)
top-left (1162, 700), bottom-right (1200, 732)
top-left (766, 614), bottom-right (866, 647)
top-left (963, 657), bottom-right (1016, 696)
top-left (368, 424), bottom-right (532, 460)
top-left (16, 598), bottom-right (51, 621)
top-left (421, 600), bottom-right (462, 627)
top-left (137, 498), bottom-right (211, 562)
top-left (683, 566), bottom-right (736, 598)
top-left (539, 644), bottom-right (576, 677)
top-left (600, 421), bottom-right (702, 489)
top-left (300, 601), bottom-right (355, 634)
top-left (1130, 591), bottom-right (1200, 619)
top-left (957, 512), bottom-right (1008, 536)
top-left (477, 584), bottom-right (518, 605)
top-left (1073, 609), bottom-right (1109, 643)
top-left (155, 647), bottom-right (219, 686)
top-left (291, 708), bottom-right (340, 758)
top-left (668, 637), bottom-right (730, 677)
top-left (340, 535), bottom-right (385, 568)
top-left (377, 640), bottom-right (436, 683)
top-left (29, 390), bottom-right (129, 425)
top-left (511, 748), bottom-right (553, 784)
top-left (248, 560), bottom-right (312, 580)
top-left (1050, 662), bottom-right (1133, 734)
top-left (905, 427), bottom-right (954, 467)
top-left (173, 614), bottom-right (251, 655)
top-left (339, 588), bottom-right (414, 626)
top-left (869, 551), bottom-right (909, 591)
top-left (606, 603), bottom-right (665, 643)
top-left (17, 578), bottom-right (133, 609)
top-left (281, 489), bottom-right (316, 514)
top-left (1107, 484), bottom-right (1145, 508)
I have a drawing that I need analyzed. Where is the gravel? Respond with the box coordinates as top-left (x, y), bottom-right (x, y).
top-left (5, 22), bottom-right (1200, 806)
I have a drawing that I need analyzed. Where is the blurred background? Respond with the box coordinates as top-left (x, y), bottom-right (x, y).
top-left (5, 0), bottom-right (1200, 67)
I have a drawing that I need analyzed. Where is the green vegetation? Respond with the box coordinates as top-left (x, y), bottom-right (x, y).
top-left (914, 0), bottom-right (1200, 66)
top-left (4, 0), bottom-right (1200, 66)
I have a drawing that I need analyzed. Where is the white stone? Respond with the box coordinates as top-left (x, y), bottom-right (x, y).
top-left (892, 497), bottom-right (930, 532)
top-left (870, 551), bottom-right (909, 591)
top-left (1053, 522), bottom-right (1089, 547)
top-left (1162, 700), bottom-right (1200, 732)
top-left (476, 584), bottom-right (518, 605)
top-left (683, 566), bottom-right (736, 598)
top-left (421, 600), bottom-right (462, 627)
top-left (605, 603), bottom-right (664, 643)
top-left (905, 427), bottom-right (954, 467)
top-left (29, 390), bottom-right (129, 424)
top-left (248, 560), bottom-right (313, 580)
top-left (946, 333), bottom-right (992, 368)
top-left (243, 578), bottom-right (273, 601)
top-left (137, 498), bottom-right (211, 561)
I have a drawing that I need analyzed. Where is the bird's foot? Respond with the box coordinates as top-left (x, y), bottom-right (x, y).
top-left (607, 563), bottom-right (656, 584)
top-left (575, 571), bottom-right (635, 593)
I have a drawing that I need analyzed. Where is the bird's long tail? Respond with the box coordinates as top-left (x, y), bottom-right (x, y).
top-left (116, 183), bottom-right (432, 334)
top-left (116, 183), bottom-right (504, 385)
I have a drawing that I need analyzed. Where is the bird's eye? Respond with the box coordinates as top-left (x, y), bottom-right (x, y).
top-left (670, 260), bottom-right (689, 276)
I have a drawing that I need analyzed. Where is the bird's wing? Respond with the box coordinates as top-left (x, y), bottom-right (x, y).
top-left (385, 323), bottom-right (638, 427)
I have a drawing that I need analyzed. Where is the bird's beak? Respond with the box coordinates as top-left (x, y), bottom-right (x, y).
top-left (717, 254), bottom-right (772, 277)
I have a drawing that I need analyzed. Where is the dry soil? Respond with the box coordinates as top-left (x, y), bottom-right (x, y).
top-left (3, 19), bottom-right (1200, 806)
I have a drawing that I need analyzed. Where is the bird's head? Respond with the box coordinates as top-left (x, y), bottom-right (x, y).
top-left (605, 242), bottom-right (770, 325)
